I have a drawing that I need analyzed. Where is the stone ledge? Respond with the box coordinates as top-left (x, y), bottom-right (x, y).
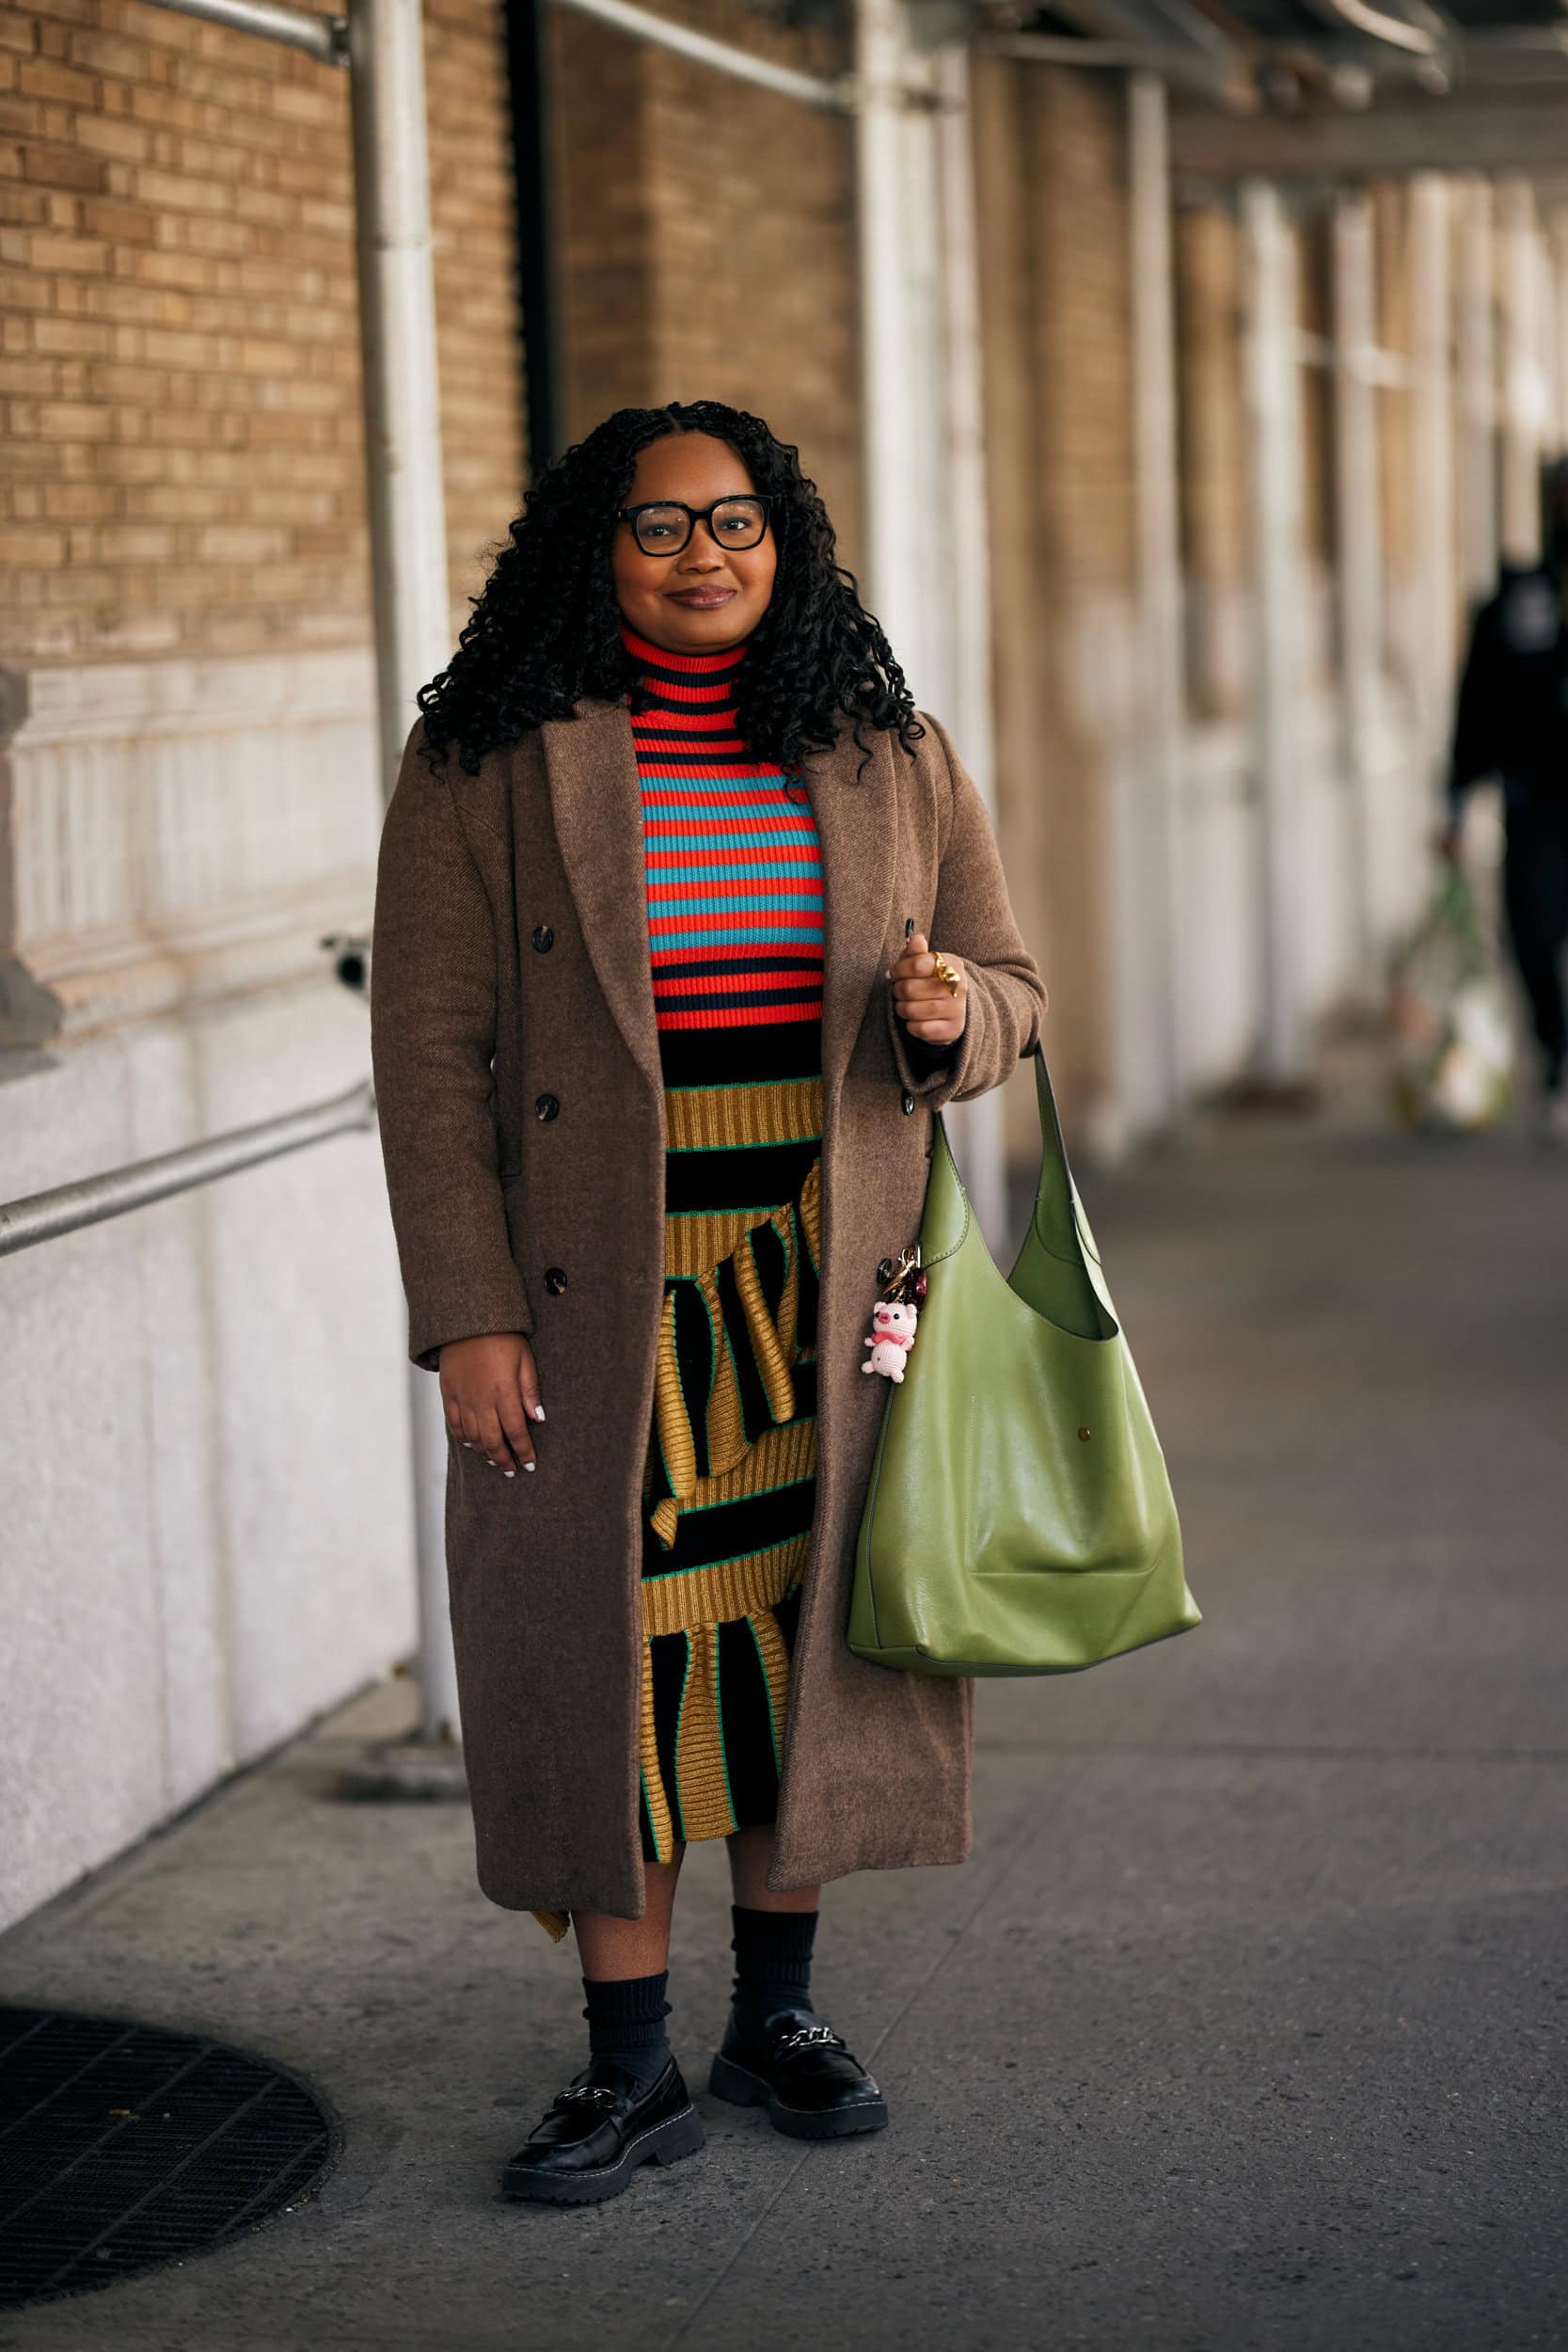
top-left (0, 648), bottom-right (383, 1050)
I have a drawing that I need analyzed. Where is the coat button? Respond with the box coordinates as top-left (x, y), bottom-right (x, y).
top-left (544, 1265), bottom-right (567, 1295)
top-left (901, 1089), bottom-right (916, 1115)
top-left (534, 1092), bottom-right (559, 1121)
top-left (531, 924), bottom-right (554, 952)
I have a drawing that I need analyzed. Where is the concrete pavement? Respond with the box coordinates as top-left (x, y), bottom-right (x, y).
top-left (3, 1055), bottom-right (1565, 2351)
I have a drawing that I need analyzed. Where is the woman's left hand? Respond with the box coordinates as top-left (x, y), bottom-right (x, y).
top-left (890, 930), bottom-right (968, 1047)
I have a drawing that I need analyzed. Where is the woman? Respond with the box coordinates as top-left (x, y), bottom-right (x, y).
top-left (369, 400), bottom-right (1046, 2205)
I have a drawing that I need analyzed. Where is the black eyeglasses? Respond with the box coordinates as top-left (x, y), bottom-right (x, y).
top-left (617, 496), bottom-right (773, 557)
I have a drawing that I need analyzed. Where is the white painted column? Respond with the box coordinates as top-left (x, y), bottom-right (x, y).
top-left (1457, 175), bottom-right (1498, 605)
top-left (1242, 179), bottom-right (1308, 1084)
top-left (1331, 186), bottom-right (1382, 990)
top-left (931, 37), bottom-right (1005, 1248)
top-left (1551, 205), bottom-right (1568, 453)
top-left (854, 0), bottom-right (928, 689)
top-left (1126, 69), bottom-right (1185, 1126)
top-left (1498, 176), bottom-right (1545, 564)
top-left (1409, 173), bottom-right (1456, 776)
top-left (347, 0), bottom-right (461, 1745)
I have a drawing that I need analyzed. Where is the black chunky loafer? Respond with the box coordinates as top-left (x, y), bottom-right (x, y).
top-left (709, 2010), bottom-right (889, 2141)
top-left (501, 2056), bottom-right (705, 2204)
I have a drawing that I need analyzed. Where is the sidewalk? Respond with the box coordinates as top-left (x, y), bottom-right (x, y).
top-left (3, 1061), bottom-right (1565, 2352)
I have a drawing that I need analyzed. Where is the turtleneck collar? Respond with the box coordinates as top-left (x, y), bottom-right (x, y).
top-left (619, 618), bottom-right (748, 675)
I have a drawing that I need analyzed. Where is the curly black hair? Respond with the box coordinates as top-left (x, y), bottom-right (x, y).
top-left (415, 400), bottom-right (924, 783)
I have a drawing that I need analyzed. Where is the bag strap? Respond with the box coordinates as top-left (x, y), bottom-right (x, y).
top-left (922, 1038), bottom-right (1078, 1260)
top-left (1025, 1041), bottom-right (1080, 1262)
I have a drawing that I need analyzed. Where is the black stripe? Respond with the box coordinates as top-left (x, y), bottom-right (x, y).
top-left (665, 1136), bottom-right (821, 1215)
top-left (631, 721), bottom-right (751, 740)
top-left (712, 1253), bottom-right (773, 1438)
top-left (655, 987), bottom-right (824, 1017)
top-left (631, 653), bottom-right (743, 689)
top-left (638, 755), bottom-right (785, 772)
top-left (641, 1458), bottom-right (816, 1575)
top-left (657, 1020), bottom-right (821, 1088)
top-left (718, 1614), bottom-right (783, 1829)
top-left (671, 1280), bottom-right (717, 1482)
top-left (652, 955), bottom-right (823, 980)
top-left (751, 1214), bottom-right (788, 1307)
top-left (648, 1630), bottom-right (691, 1843)
top-left (796, 1232), bottom-right (819, 1352)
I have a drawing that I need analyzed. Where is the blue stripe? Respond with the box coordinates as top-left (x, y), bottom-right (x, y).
top-left (644, 829), bottom-right (818, 848)
top-left (649, 860), bottom-right (823, 883)
top-left (639, 778), bottom-right (804, 799)
top-left (650, 894), bottom-right (825, 917)
top-left (650, 925), bottom-right (826, 948)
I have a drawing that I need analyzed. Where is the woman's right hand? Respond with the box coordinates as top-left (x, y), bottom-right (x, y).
top-left (439, 1333), bottom-right (545, 1475)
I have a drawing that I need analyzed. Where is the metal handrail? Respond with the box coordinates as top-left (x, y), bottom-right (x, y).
top-left (0, 1079), bottom-right (376, 1259)
top-left (548, 0), bottom-right (854, 108)
top-left (141, 0), bottom-right (346, 64)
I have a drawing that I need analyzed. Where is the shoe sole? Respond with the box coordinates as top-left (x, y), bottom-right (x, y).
top-left (708, 2051), bottom-right (889, 2140)
top-left (501, 2103), bottom-right (705, 2204)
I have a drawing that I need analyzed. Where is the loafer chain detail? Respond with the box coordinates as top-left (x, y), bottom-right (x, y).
top-left (708, 2009), bottom-right (890, 2141)
top-left (501, 2057), bottom-right (705, 2204)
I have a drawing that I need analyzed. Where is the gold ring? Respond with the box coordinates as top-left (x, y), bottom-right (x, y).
top-left (931, 952), bottom-right (960, 997)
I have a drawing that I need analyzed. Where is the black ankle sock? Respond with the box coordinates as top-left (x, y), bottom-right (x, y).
top-left (729, 1905), bottom-right (819, 2037)
top-left (581, 1969), bottom-right (673, 2090)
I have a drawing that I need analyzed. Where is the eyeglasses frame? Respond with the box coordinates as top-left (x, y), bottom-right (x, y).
top-left (616, 494), bottom-right (776, 558)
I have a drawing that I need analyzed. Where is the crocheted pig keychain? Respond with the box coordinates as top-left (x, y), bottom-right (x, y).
top-left (863, 1245), bottom-right (926, 1383)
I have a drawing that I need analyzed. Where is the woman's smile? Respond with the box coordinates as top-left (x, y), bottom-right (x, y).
top-left (667, 584), bottom-right (736, 608)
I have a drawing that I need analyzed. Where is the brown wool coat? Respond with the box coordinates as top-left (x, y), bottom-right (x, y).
top-left (368, 695), bottom-right (1047, 1919)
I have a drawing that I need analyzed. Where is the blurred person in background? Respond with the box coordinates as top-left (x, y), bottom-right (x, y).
top-left (1443, 454), bottom-right (1568, 1142)
top-left (369, 401), bottom-right (1045, 2204)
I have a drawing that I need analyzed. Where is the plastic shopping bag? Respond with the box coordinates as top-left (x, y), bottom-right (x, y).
top-left (1388, 867), bottom-right (1514, 1131)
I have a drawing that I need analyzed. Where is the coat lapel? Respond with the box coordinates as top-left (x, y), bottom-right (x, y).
top-left (540, 697), bottom-right (899, 1105)
top-left (541, 698), bottom-right (662, 1099)
top-left (806, 719), bottom-right (898, 1104)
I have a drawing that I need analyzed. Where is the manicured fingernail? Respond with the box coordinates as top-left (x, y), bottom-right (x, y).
top-left (503, 1468), bottom-right (515, 1478)
top-left (524, 1460), bottom-right (535, 1472)
top-left (533, 1405), bottom-right (546, 1422)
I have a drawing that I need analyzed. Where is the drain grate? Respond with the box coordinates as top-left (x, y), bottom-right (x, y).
top-left (0, 2007), bottom-right (338, 2309)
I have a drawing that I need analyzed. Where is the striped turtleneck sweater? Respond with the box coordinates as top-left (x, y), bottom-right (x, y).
top-left (621, 622), bottom-right (825, 1031)
top-left (607, 618), bottom-right (824, 1882)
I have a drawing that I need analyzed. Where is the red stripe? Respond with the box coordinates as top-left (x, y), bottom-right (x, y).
top-left (654, 970), bottom-right (823, 997)
top-left (645, 846), bottom-right (821, 868)
top-left (640, 807), bottom-right (809, 825)
top-left (639, 814), bottom-right (817, 833)
top-left (621, 624), bottom-right (745, 674)
top-left (649, 894), bottom-right (822, 914)
top-left (631, 723), bottom-right (752, 744)
top-left (650, 940), bottom-right (819, 966)
top-left (638, 676), bottom-right (739, 705)
top-left (655, 998), bottom-right (824, 1030)
top-left (651, 909), bottom-right (823, 932)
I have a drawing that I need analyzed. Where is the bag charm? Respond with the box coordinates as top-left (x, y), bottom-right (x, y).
top-left (863, 1246), bottom-right (926, 1383)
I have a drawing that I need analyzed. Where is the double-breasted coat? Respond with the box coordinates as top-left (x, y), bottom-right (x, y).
top-left (368, 694), bottom-right (1046, 1920)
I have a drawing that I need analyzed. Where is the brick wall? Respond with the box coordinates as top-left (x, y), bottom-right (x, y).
top-left (546, 0), bottom-right (860, 565)
top-left (1297, 210), bottom-right (1333, 569)
top-left (974, 55), bottom-right (1133, 1125)
top-left (1174, 200), bottom-right (1243, 720)
top-left (1373, 179), bottom-right (1413, 583)
top-left (0, 0), bottom-right (523, 663)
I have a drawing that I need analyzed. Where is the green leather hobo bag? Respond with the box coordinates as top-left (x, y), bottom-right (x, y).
top-left (848, 1046), bottom-right (1200, 1676)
